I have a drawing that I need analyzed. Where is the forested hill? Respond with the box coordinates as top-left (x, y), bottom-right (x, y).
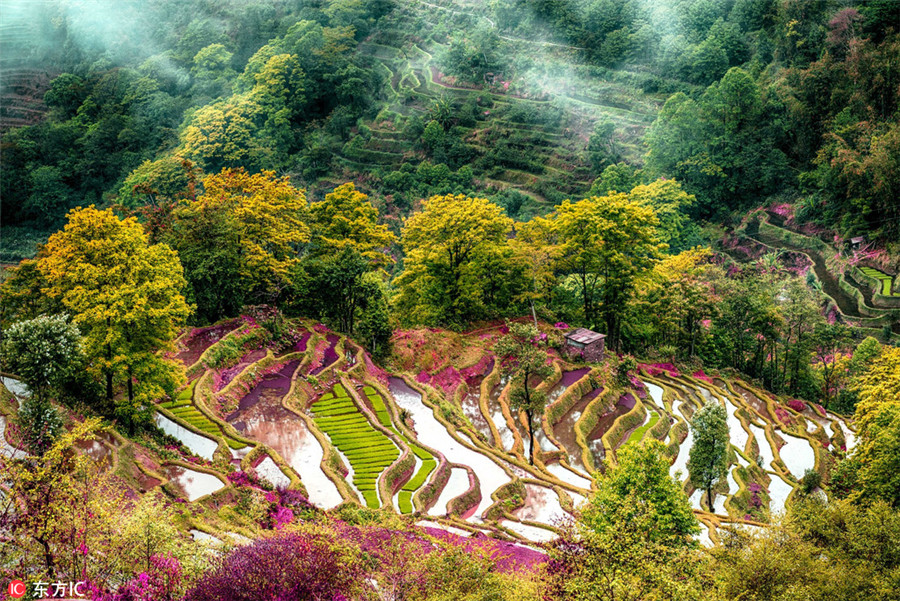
top-left (2, 0), bottom-right (898, 258)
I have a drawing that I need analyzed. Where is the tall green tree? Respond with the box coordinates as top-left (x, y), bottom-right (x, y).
top-left (550, 193), bottom-right (664, 347)
top-left (396, 194), bottom-right (513, 325)
top-left (688, 400), bottom-right (730, 510)
top-left (546, 440), bottom-right (700, 601)
top-left (1, 314), bottom-right (83, 454)
top-left (37, 206), bottom-right (191, 427)
top-left (493, 322), bottom-right (553, 465)
top-left (168, 168), bottom-right (309, 320)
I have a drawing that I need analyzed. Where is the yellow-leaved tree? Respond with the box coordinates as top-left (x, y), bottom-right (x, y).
top-left (842, 346), bottom-right (900, 506)
top-left (38, 206), bottom-right (191, 429)
top-left (549, 194), bottom-right (664, 348)
top-left (395, 194), bottom-right (513, 325)
top-left (307, 182), bottom-right (396, 263)
top-left (168, 168), bottom-right (310, 321)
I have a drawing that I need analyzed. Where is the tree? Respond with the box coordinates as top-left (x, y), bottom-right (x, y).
top-left (303, 247), bottom-right (370, 335)
top-left (645, 68), bottom-right (790, 217)
top-left (813, 323), bottom-right (852, 409)
top-left (710, 498), bottom-right (900, 599)
top-left (168, 168), bottom-right (309, 319)
top-left (549, 194), bottom-right (664, 347)
top-left (589, 162), bottom-right (643, 196)
top-left (510, 217), bottom-right (559, 326)
top-left (846, 346), bottom-right (900, 506)
top-left (627, 179), bottom-right (701, 253)
top-left (307, 183), bottom-right (396, 263)
top-left (355, 272), bottom-right (393, 359)
top-left (0, 260), bottom-right (51, 330)
top-left (117, 156), bottom-right (197, 209)
top-left (0, 419), bottom-right (208, 589)
top-left (624, 248), bottom-right (720, 357)
top-left (779, 278), bottom-right (823, 395)
top-left (688, 400), bottom-right (730, 511)
top-left (179, 96), bottom-right (272, 172)
top-left (494, 322), bottom-right (553, 465)
top-left (37, 207), bottom-right (190, 425)
top-left (185, 531), bottom-right (366, 601)
top-left (1, 315), bottom-right (82, 454)
top-left (395, 194), bottom-right (513, 325)
top-left (0, 419), bottom-right (108, 576)
top-left (545, 440), bottom-right (701, 601)
top-left (587, 119), bottom-right (618, 171)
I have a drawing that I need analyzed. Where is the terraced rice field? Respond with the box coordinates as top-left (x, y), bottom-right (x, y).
top-left (151, 321), bottom-right (858, 545)
top-left (157, 383), bottom-right (247, 455)
top-left (311, 384), bottom-right (401, 508)
top-left (859, 265), bottom-right (898, 296)
top-left (361, 385), bottom-right (437, 513)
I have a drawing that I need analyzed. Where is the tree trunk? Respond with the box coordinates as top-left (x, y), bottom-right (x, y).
top-left (526, 409), bottom-right (535, 465)
top-left (707, 487), bottom-right (713, 512)
top-left (38, 535), bottom-right (54, 574)
top-left (127, 365), bottom-right (134, 402)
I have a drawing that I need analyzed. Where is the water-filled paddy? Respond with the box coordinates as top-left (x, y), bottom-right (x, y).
top-left (162, 465), bottom-right (225, 501)
top-left (487, 377), bottom-right (516, 451)
top-left (588, 393), bottom-right (636, 467)
top-left (777, 433), bottom-right (816, 480)
top-left (1, 376), bottom-right (29, 399)
top-left (428, 467), bottom-right (471, 516)
top-left (749, 424), bottom-right (775, 469)
top-left (500, 520), bottom-right (558, 543)
top-left (545, 461), bottom-right (592, 489)
top-left (155, 413), bottom-right (219, 460)
top-left (0, 415), bottom-right (24, 458)
top-left (553, 388), bottom-right (601, 473)
top-left (513, 483), bottom-right (570, 526)
top-left (177, 320), bottom-right (239, 366)
top-left (669, 398), bottom-right (694, 481)
top-left (724, 397), bottom-right (750, 454)
top-left (232, 409), bottom-right (342, 508)
top-left (255, 455), bottom-right (291, 489)
top-left (309, 334), bottom-right (340, 375)
top-left (767, 473), bottom-right (794, 514)
top-left (459, 360), bottom-right (494, 443)
top-left (389, 377), bottom-right (511, 519)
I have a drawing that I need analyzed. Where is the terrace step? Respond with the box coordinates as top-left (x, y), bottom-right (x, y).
top-left (311, 384), bottom-right (402, 508)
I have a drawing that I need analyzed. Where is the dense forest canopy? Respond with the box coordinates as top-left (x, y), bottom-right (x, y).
top-left (1, 0), bottom-right (900, 599)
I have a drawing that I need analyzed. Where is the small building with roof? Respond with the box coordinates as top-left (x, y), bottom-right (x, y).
top-left (564, 327), bottom-right (606, 362)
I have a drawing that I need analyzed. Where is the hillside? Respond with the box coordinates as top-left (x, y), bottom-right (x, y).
top-left (0, 319), bottom-right (856, 541)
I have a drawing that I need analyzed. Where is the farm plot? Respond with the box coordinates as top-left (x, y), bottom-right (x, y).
top-left (158, 382), bottom-right (246, 452)
top-left (311, 384), bottom-right (401, 508)
top-left (859, 266), bottom-right (898, 296)
top-left (361, 385), bottom-right (437, 514)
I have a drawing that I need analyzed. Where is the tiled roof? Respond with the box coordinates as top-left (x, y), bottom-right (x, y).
top-left (564, 327), bottom-right (606, 344)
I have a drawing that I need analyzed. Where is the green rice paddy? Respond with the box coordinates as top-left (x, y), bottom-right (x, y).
top-left (158, 382), bottom-right (247, 450)
top-left (626, 411), bottom-right (660, 445)
top-left (360, 385), bottom-right (438, 513)
top-left (859, 266), bottom-right (898, 296)
top-left (312, 384), bottom-right (401, 508)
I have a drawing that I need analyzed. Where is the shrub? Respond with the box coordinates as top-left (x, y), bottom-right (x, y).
top-left (184, 532), bottom-right (365, 601)
top-left (787, 399), bottom-right (806, 412)
top-left (800, 469), bottom-right (822, 494)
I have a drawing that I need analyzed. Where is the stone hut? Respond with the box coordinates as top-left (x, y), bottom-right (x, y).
top-left (564, 328), bottom-right (606, 362)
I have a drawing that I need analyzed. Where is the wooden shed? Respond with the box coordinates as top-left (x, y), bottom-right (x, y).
top-left (564, 328), bottom-right (606, 362)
